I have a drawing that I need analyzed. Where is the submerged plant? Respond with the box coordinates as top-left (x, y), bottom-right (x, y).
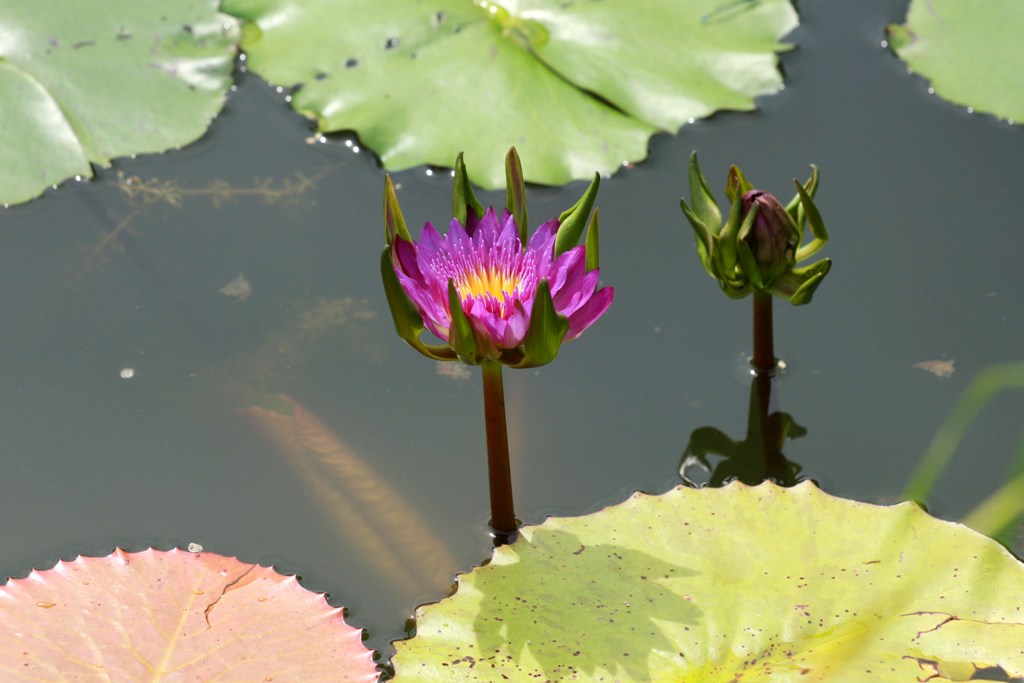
top-left (904, 361), bottom-right (1024, 549)
top-left (381, 148), bottom-right (613, 534)
top-left (681, 152), bottom-right (831, 372)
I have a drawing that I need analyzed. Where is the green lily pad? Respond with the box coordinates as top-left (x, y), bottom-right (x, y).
top-left (392, 482), bottom-right (1024, 682)
top-left (0, 0), bottom-right (239, 206)
top-left (223, 0), bottom-right (797, 188)
top-left (887, 0), bottom-right (1024, 122)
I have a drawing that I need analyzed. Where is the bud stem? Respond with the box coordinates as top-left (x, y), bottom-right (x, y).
top-left (481, 360), bottom-right (518, 536)
top-left (752, 291), bottom-right (776, 373)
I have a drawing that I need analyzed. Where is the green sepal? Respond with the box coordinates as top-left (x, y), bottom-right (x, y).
top-left (452, 152), bottom-right (485, 228)
top-left (687, 152), bottom-right (722, 233)
top-left (555, 172), bottom-right (600, 257)
top-left (447, 279), bottom-right (485, 365)
top-left (717, 194), bottom-right (748, 276)
top-left (788, 259), bottom-right (831, 305)
top-left (793, 179), bottom-right (829, 262)
top-left (735, 239), bottom-right (764, 291)
top-left (557, 183), bottom-right (584, 222)
top-left (380, 248), bottom-right (456, 361)
top-left (719, 279), bottom-right (752, 300)
top-left (725, 164), bottom-right (754, 204)
top-left (384, 175), bottom-right (411, 246)
top-left (680, 198), bottom-right (715, 274)
top-left (785, 165), bottom-right (819, 231)
top-left (585, 208), bottom-right (600, 272)
top-left (773, 259), bottom-right (832, 305)
top-left (504, 147), bottom-right (529, 243)
top-left (512, 280), bottom-right (570, 369)
top-left (380, 247), bottom-right (423, 342)
top-left (734, 199), bottom-right (760, 242)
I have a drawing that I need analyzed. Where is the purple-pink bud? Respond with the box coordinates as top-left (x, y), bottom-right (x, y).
top-left (741, 190), bottom-right (799, 282)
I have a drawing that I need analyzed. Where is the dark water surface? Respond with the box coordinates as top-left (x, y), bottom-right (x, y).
top-left (2, 0), bottom-right (1022, 658)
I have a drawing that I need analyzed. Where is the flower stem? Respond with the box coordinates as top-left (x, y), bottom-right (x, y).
top-left (481, 360), bottom-right (517, 535)
top-left (752, 291), bottom-right (775, 373)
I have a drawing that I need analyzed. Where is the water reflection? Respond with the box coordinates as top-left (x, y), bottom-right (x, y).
top-left (242, 394), bottom-right (457, 601)
top-left (680, 371), bottom-right (806, 487)
top-left (67, 168), bottom-right (459, 605)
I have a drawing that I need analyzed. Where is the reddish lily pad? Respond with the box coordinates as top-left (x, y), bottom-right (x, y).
top-left (0, 548), bottom-right (378, 681)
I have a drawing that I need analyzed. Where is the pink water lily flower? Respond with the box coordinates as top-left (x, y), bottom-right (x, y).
top-left (391, 207), bottom-right (613, 361)
top-left (380, 149), bottom-right (609, 533)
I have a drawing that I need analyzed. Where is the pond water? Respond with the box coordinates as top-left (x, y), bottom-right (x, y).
top-left (1, 0), bottom-right (1022, 662)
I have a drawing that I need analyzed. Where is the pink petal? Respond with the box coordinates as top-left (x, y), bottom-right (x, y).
top-left (526, 219), bottom-right (559, 265)
top-left (470, 208), bottom-right (502, 245)
top-left (565, 286), bottom-right (614, 340)
top-left (557, 268), bottom-right (600, 318)
top-left (495, 214), bottom-right (521, 252)
top-left (394, 237), bottom-right (421, 280)
top-left (418, 222), bottom-right (445, 255)
top-left (447, 217), bottom-right (473, 252)
top-left (465, 302), bottom-right (501, 357)
top-left (506, 299), bottom-right (531, 346)
top-left (547, 247), bottom-right (587, 305)
top-left (395, 271), bottom-right (450, 341)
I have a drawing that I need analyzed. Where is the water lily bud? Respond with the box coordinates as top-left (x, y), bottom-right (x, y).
top-left (741, 189), bottom-right (799, 285)
top-left (681, 152), bottom-right (831, 305)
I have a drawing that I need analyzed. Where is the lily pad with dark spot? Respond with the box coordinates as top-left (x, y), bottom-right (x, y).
top-left (393, 482), bottom-right (1024, 682)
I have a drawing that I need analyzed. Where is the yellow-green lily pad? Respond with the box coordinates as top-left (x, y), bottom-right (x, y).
top-left (0, 0), bottom-right (239, 206)
top-left (393, 482), bottom-right (1024, 681)
top-left (222, 0), bottom-right (797, 188)
top-left (887, 0), bottom-right (1024, 122)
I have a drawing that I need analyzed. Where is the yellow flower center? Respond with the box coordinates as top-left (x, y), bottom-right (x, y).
top-left (457, 267), bottom-right (518, 301)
